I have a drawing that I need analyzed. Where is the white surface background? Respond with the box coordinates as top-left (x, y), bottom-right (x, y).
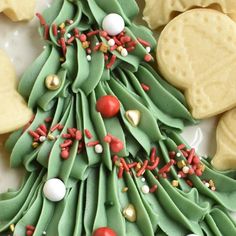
top-left (0, 0), bottom-right (219, 207)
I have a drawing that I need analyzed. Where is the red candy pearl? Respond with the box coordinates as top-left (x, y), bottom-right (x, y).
top-left (96, 95), bottom-right (120, 118)
top-left (93, 227), bottom-right (117, 236)
top-left (110, 140), bottom-right (124, 153)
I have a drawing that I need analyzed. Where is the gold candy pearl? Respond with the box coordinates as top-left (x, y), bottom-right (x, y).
top-left (177, 160), bottom-right (186, 169)
top-left (117, 46), bottom-right (123, 52)
top-left (123, 204), bottom-right (136, 222)
top-left (172, 180), bottom-right (179, 187)
top-left (32, 142), bottom-right (39, 149)
top-left (122, 187), bottom-right (129, 192)
top-left (47, 133), bottom-right (55, 141)
top-left (9, 224), bottom-right (15, 232)
top-left (125, 110), bottom-right (141, 127)
top-left (45, 75), bottom-right (61, 91)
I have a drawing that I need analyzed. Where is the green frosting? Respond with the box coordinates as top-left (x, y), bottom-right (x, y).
top-left (1, 0), bottom-right (236, 236)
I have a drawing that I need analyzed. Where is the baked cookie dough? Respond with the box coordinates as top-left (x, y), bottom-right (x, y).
top-left (157, 9), bottom-right (236, 119)
top-left (0, 49), bottom-right (32, 134)
top-left (0, 0), bottom-right (36, 21)
top-left (143, 0), bottom-right (236, 29)
top-left (212, 108), bottom-right (236, 171)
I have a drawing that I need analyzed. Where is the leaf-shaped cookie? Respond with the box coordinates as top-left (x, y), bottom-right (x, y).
top-left (143, 0), bottom-right (236, 29)
top-left (0, 0), bottom-right (36, 21)
top-left (157, 9), bottom-right (236, 119)
top-left (212, 108), bottom-right (236, 171)
top-left (0, 49), bottom-right (32, 134)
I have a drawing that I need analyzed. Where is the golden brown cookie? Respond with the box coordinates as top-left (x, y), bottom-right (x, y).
top-left (0, 0), bottom-right (36, 21)
top-left (212, 108), bottom-right (236, 171)
top-left (157, 9), bottom-right (236, 119)
top-left (143, 0), bottom-right (236, 29)
top-left (0, 49), bottom-right (33, 134)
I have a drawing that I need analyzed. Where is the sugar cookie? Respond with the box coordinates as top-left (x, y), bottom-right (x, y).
top-left (0, 0), bottom-right (36, 21)
top-left (143, 0), bottom-right (236, 29)
top-left (0, 49), bottom-right (32, 134)
top-left (157, 9), bottom-right (236, 119)
top-left (211, 108), bottom-right (236, 170)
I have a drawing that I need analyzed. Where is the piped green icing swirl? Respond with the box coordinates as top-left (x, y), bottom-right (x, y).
top-left (1, 0), bottom-right (236, 236)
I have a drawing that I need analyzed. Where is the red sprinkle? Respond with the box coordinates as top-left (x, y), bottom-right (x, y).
top-left (120, 36), bottom-right (131, 44)
top-left (87, 140), bottom-right (100, 147)
top-left (177, 144), bottom-right (186, 150)
top-left (118, 166), bottom-right (124, 178)
top-left (187, 148), bottom-right (195, 164)
top-left (36, 128), bottom-right (47, 137)
top-left (50, 123), bottom-right (60, 132)
top-left (28, 130), bottom-right (40, 139)
top-left (147, 157), bottom-right (160, 170)
top-left (87, 30), bottom-right (100, 37)
top-left (144, 54), bottom-right (152, 62)
top-left (68, 128), bottom-right (76, 138)
top-left (127, 162), bottom-right (138, 168)
top-left (60, 38), bottom-right (67, 56)
top-left (39, 124), bottom-right (47, 133)
top-left (84, 129), bottom-right (93, 139)
top-left (67, 36), bottom-right (75, 44)
top-left (141, 83), bottom-right (150, 91)
top-left (110, 45), bottom-right (118, 51)
top-left (113, 36), bottom-right (122, 46)
top-left (137, 37), bottom-right (150, 47)
top-left (136, 160), bottom-right (149, 177)
top-left (62, 133), bottom-right (72, 139)
top-left (181, 150), bottom-right (188, 157)
top-left (120, 158), bottom-right (130, 172)
top-left (158, 160), bottom-right (175, 174)
top-left (60, 140), bottom-right (73, 148)
top-left (149, 184), bottom-right (158, 193)
top-left (106, 55), bottom-right (116, 69)
top-left (44, 25), bottom-right (49, 40)
top-left (52, 24), bottom-right (58, 36)
top-left (75, 130), bottom-right (82, 141)
top-left (36, 13), bottom-right (46, 26)
top-left (150, 147), bottom-right (156, 163)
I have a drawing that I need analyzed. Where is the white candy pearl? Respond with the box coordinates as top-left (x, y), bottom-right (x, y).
top-left (146, 46), bottom-right (151, 53)
top-left (87, 55), bottom-right (92, 61)
top-left (182, 166), bottom-right (190, 174)
top-left (186, 234), bottom-right (199, 236)
top-left (102, 13), bottom-right (125, 36)
top-left (141, 177), bottom-right (146, 182)
top-left (121, 48), bottom-right (128, 57)
top-left (141, 185), bottom-right (150, 194)
top-left (176, 152), bottom-right (181, 157)
top-left (39, 136), bottom-right (46, 142)
top-left (43, 178), bottom-right (66, 202)
top-left (108, 39), bottom-right (115, 47)
top-left (95, 144), bottom-right (103, 153)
